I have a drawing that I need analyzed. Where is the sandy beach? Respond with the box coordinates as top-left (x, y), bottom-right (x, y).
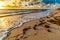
top-left (4, 9), bottom-right (60, 40)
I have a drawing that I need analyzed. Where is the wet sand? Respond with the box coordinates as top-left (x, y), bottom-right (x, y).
top-left (4, 10), bottom-right (60, 40)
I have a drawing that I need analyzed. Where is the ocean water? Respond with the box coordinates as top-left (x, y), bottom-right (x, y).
top-left (42, 0), bottom-right (60, 4)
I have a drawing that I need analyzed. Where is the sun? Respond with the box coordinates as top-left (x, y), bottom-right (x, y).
top-left (0, 1), bottom-right (4, 7)
top-left (0, 0), bottom-right (5, 9)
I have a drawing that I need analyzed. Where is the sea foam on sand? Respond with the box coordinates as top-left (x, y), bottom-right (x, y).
top-left (0, 9), bottom-right (53, 40)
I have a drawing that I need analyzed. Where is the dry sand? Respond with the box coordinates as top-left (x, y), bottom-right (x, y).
top-left (4, 10), bottom-right (60, 40)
